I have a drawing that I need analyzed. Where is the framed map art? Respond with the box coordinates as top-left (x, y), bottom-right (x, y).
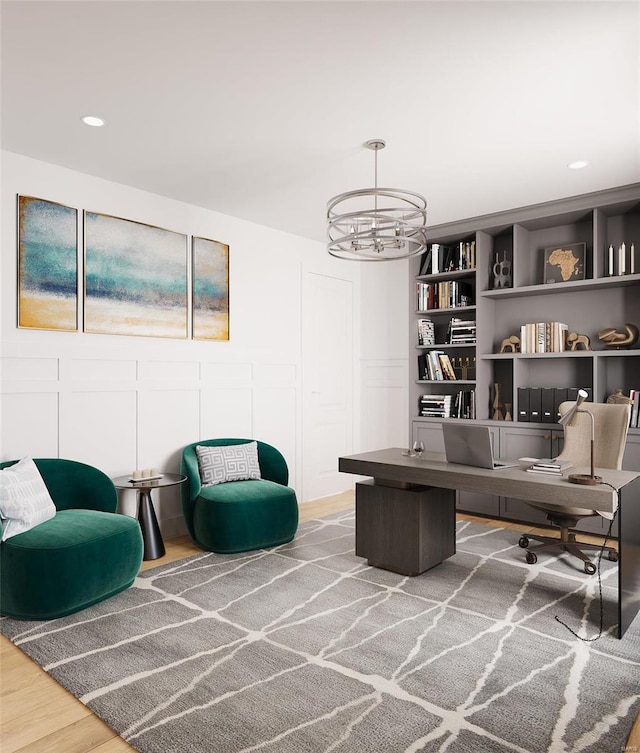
top-left (543, 242), bottom-right (586, 284)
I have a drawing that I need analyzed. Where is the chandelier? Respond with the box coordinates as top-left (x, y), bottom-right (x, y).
top-left (327, 139), bottom-right (427, 261)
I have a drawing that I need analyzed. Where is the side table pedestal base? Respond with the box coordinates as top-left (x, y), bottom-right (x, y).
top-left (138, 490), bottom-right (165, 561)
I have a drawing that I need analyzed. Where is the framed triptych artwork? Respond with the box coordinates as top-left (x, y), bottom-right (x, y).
top-left (192, 235), bottom-right (229, 341)
top-left (18, 196), bottom-right (78, 331)
top-left (16, 196), bottom-right (229, 341)
top-left (83, 212), bottom-right (188, 339)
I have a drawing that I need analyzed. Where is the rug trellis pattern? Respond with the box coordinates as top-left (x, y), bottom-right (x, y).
top-left (2, 512), bottom-right (639, 753)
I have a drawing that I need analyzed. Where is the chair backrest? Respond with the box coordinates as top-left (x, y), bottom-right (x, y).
top-left (0, 458), bottom-right (117, 512)
top-left (556, 401), bottom-right (630, 470)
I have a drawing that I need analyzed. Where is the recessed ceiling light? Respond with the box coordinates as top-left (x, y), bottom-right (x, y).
top-left (568, 160), bottom-right (588, 169)
top-left (81, 115), bottom-right (105, 127)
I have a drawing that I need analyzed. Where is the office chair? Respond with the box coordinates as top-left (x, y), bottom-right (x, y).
top-left (518, 401), bottom-right (630, 574)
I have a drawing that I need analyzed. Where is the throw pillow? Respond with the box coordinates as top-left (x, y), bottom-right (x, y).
top-left (0, 456), bottom-right (56, 541)
top-left (195, 442), bottom-right (262, 486)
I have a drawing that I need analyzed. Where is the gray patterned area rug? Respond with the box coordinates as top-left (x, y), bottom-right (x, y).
top-left (2, 511), bottom-right (639, 753)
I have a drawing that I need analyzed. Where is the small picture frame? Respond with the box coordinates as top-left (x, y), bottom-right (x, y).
top-left (543, 242), bottom-right (586, 284)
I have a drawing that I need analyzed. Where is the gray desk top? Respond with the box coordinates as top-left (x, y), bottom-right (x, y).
top-left (338, 448), bottom-right (640, 514)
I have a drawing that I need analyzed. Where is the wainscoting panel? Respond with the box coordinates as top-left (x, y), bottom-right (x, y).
top-left (138, 389), bottom-right (200, 471)
top-left (0, 391), bottom-right (59, 459)
top-left (67, 358), bottom-right (137, 381)
top-left (253, 386), bottom-right (297, 485)
top-left (1, 356), bottom-right (58, 381)
top-left (138, 360), bottom-right (200, 382)
top-left (200, 387), bottom-right (253, 440)
top-left (60, 390), bottom-right (137, 475)
top-left (201, 362), bottom-right (252, 384)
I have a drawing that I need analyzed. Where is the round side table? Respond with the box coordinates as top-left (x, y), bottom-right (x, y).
top-left (112, 473), bottom-right (187, 560)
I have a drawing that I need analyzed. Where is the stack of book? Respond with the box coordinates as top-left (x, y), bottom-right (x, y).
top-left (453, 389), bottom-right (476, 419)
top-left (418, 241), bottom-right (476, 275)
top-left (419, 394), bottom-right (453, 418)
top-left (416, 281), bottom-right (474, 311)
top-left (418, 351), bottom-right (457, 381)
top-left (417, 318), bottom-right (435, 346)
top-left (520, 322), bottom-right (569, 353)
top-left (447, 318), bottom-right (476, 344)
top-left (526, 458), bottom-right (573, 476)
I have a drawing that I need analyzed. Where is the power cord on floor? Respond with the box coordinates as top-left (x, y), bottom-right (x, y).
top-left (554, 483), bottom-right (619, 642)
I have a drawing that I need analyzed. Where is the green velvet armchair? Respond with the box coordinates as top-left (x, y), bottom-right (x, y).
top-left (0, 458), bottom-right (143, 620)
top-left (180, 438), bottom-right (299, 553)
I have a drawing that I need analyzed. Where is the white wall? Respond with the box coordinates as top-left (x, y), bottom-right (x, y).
top-left (0, 151), bottom-right (408, 535)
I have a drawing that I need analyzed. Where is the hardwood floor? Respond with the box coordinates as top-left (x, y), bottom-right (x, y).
top-left (1, 491), bottom-right (637, 752)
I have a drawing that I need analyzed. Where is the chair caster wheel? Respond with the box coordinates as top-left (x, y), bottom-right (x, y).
top-left (519, 536), bottom-right (529, 549)
top-left (525, 551), bottom-right (537, 565)
top-left (607, 550), bottom-right (619, 562)
top-left (584, 561), bottom-right (597, 575)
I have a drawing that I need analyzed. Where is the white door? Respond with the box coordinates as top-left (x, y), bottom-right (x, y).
top-left (302, 272), bottom-right (353, 501)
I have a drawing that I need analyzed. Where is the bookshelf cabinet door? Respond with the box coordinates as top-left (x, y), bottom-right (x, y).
top-left (412, 422), bottom-right (445, 453)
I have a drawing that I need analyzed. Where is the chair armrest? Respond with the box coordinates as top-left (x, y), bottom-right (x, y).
top-left (180, 447), bottom-right (202, 541)
top-left (257, 443), bottom-right (289, 486)
top-left (0, 459), bottom-right (118, 513)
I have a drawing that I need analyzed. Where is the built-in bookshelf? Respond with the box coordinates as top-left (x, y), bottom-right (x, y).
top-left (409, 183), bottom-right (640, 525)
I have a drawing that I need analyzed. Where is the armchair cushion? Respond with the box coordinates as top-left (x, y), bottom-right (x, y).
top-left (196, 441), bottom-right (261, 486)
top-left (0, 456), bottom-right (56, 541)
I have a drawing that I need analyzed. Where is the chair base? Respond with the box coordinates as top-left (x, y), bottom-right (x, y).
top-left (519, 530), bottom-right (618, 575)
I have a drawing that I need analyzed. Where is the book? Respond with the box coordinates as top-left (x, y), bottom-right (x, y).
top-left (527, 458), bottom-right (573, 474)
top-left (418, 248), bottom-right (432, 276)
top-left (427, 350), bottom-right (445, 380)
top-left (531, 458), bottom-right (572, 468)
top-left (438, 352), bottom-right (458, 380)
top-left (630, 389), bottom-right (639, 428)
top-left (417, 318), bottom-right (435, 346)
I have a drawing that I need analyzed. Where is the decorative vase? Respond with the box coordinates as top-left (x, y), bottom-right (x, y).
top-left (492, 252), bottom-right (512, 289)
top-left (504, 403), bottom-right (512, 421)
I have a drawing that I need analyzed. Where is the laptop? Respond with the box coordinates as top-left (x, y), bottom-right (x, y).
top-left (442, 423), bottom-right (519, 470)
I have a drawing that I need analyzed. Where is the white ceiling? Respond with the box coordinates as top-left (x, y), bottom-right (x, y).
top-left (2, 1), bottom-right (639, 243)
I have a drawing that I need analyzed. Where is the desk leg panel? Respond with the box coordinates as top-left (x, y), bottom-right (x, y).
top-left (355, 480), bottom-right (456, 576)
top-left (619, 476), bottom-right (640, 638)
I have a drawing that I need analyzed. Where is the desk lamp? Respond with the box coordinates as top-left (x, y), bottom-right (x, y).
top-left (558, 388), bottom-right (601, 485)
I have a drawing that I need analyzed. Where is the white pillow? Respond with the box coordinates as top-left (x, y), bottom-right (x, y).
top-left (0, 456), bottom-right (56, 541)
top-left (195, 442), bottom-right (262, 487)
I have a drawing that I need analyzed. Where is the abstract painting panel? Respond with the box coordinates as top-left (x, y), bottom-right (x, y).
top-left (84, 212), bottom-right (188, 338)
top-left (18, 196), bottom-right (78, 331)
top-left (192, 236), bottom-right (229, 341)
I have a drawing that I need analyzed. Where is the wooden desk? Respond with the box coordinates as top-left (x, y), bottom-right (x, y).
top-left (339, 448), bottom-right (640, 639)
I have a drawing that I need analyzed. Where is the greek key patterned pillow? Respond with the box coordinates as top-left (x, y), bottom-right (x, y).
top-left (195, 442), bottom-right (262, 487)
top-left (0, 456), bottom-right (56, 541)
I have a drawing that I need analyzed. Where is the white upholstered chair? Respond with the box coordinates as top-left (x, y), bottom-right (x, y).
top-left (518, 401), bottom-right (630, 574)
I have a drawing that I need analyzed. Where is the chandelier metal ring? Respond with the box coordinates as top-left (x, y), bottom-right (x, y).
top-left (326, 141), bottom-right (428, 261)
